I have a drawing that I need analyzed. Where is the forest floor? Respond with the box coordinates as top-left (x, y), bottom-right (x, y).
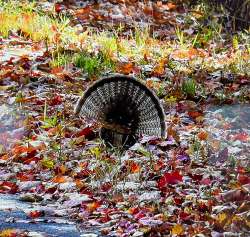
top-left (0, 1), bottom-right (249, 236)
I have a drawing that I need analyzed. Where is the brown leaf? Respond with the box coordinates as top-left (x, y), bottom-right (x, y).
top-left (116, 62), bottom-right (135, 74)
top-left (218, 184), bottom-right (250, 202)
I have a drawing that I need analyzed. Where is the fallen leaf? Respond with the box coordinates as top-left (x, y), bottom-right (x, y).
top-left (41, 158), bottom-right (55, 169)
top-left (49, 95), bottom-right (62, 106)
top-left (157, 170), bottom-right (183, 188)
top-left (74, 126), bottom-right (95, 139)
top-left (129, 161), bottom-right (141, 173)
top-left (233, 132), bottom-right (248, 142)
top-left (87, 201), bottom-right (101, 212)
top-left (52, 175), bottom-right (68, 183)
top-left (28, 210), bottom-right (44, 219)
top-left (171, 223), bottom-right (184, 235)
top-left (197, 130), bottom-right (208, 141)
top-left (116, 62), bottom-right (135, 74)
top-left (0, 181), bottom-right (18, 194)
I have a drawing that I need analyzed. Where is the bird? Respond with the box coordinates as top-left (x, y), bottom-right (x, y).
top-left (75, 75), bottom-right (166, 148)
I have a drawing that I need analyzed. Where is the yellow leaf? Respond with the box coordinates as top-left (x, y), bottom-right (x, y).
top-left (41, 158), bottom-right (54, 169)
top-left (152, 58), bottom-right (167, 76)
top-left (217, 212), bottom-right (227, 223)
top-left (0, 229), bottom-right (16, 237)
top-left (164, 95), bottom-right (177, 103)
top-left (171, 224), bottom-right (184, 235)
top-left (90, 147), bottom-right (101, 158)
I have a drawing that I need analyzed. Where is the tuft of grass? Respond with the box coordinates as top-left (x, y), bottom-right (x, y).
top-left (175, 27), bottom-right (187, 49)
top-left (95, 32), bottom-right (117, 59)
top-left (182, 79), bottom-right (197, 98)
top-left (74, 50), bottom-right (116, 77)
top-left (74, 53), bottom-right (101, 77)
top-left (50, 52), bottom-right (72, 68)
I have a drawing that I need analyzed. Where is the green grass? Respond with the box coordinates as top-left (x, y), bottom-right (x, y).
top-left (0, 0), bottom-right (249, 78)
top-left (50, 53), bottom-right (72, 68)
top-left (74, 53), bottom-right (101, 77)
top-left (0, 0), bottom-right (78, 44)
top-left (182, 79), bottom-right (197, 98)
top-left (74, 51), bottom-right (115, 78)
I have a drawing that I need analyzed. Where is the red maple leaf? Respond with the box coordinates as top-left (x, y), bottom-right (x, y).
top-left (233, 132), bottom-right (248, 142)
top-left (0, 181), bottom-right (18, 194)
top-left (29, 210), bottom-right (44, 218)
top-left (157, 170), bottom-right (183, 188)
top-left (49, 95), bottom-right (62, 106)
top-left (74, 126), bottom-right (95, 139)
top-left (237, 174), bottom-right (250, 185)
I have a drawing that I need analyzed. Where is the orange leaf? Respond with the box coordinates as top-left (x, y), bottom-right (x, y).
top-left (197, 131), bottom-right (208, 141)
top-left (0, 154), bottom-right (9, 161)
top-left (87, 201), bottom-right (101, 212)
top-left (166, 2), bottom-right (176, 10)
top-left (171, 224), bottom-right (184, 235)
top-left (56, 165), bottom-right (67, 175)
top-left (52, 175), bottom-right (68, 183)
top-left (167, 125), bottom-right (180, 143)
top-left (152, 58), bottom-right (167, 76)
top-left (172, 48), bottom-right (206, 60)
top-left (188, 110), bottom-right (203, 120)
top-left (75, 179), bottom-right (85, 189)
top-left (51, 66), bottom-right (64, 75)
top-left (0, 229), bottom-right (18, 237)
top-left (143, 6), bottom-right (153, 15)
top-left (16, 172), bottom-right (34, 182)
top-left (29, 210), bottom-right (44, 219)
top-left (130, 162), bottom-right (141, 173)
top-left (47, 127), bottom-right (59, 136)
top-left (116, 62), bottom-right (134, 74)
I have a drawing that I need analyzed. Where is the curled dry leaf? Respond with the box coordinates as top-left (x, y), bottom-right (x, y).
top-left (217, 184), bottom-right (250, 203)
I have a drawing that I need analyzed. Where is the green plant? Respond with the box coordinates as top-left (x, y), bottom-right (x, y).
top-left (182, 79), bottom-right (197, 98)
top-left (51, 52), bottom-right (72, 68)
top-left (98, 51), bottom-right (115, 72)
top-left (96, 32), bottom-right (117, 59)
top-left (134, 25), bottom-right (150, 47)
top-left (229, 155), bottom-right (236, 168)
top-left (175, 27), bottom-right (186, 49)
top-left (42, 116), bottom-right (58, 129)
top-left (74, 53), bottom-right (101, 77)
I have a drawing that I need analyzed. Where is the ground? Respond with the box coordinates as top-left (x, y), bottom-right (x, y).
top-left (0, 1), bottom-right (249, 237)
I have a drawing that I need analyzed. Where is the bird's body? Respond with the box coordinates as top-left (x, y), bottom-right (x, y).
top-left (75, 75), bottom-right (166, 147)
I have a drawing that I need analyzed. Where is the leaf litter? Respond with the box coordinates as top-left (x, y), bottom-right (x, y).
top-left (0, 0), bottom-right (249, 236)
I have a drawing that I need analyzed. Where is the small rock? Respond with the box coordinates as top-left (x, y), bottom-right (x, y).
top-left (138, 191), bottom-right (161, 202)
top-left (20, 193), bottom-right (43, 202)
top-left (19, 181), bottom-right (41, 191)
top-left (59, 182), bottom-right (76, 191)
top-left (0, 172), bottom-right (14, 181)
top-left (27, 231), bottom-right (45, 237)
top-left (132, 231), bottom-right (144, 237)
top-left (116, 182), bottom-right (140, 191)
top-left (139, 217), bottom-right (163, 226)
top-left (80, 234), bottom-right (98, 237)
